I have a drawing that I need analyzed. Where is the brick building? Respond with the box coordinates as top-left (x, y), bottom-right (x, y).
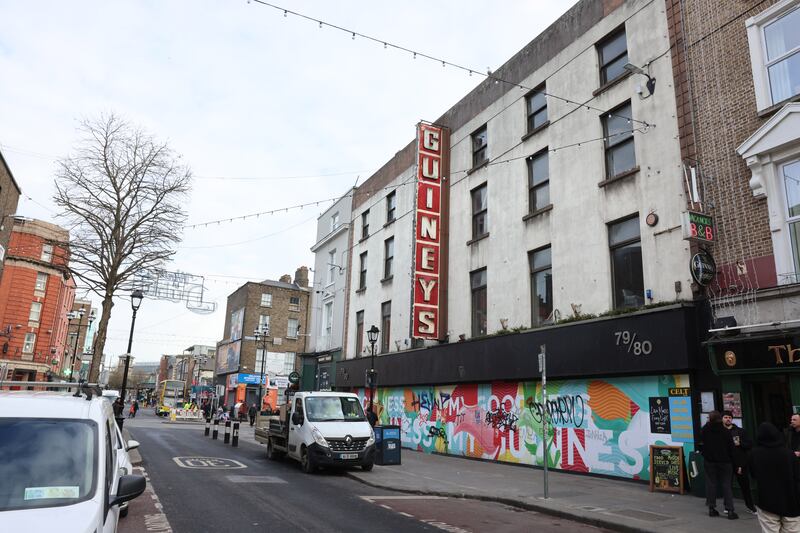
top-left (666, 0), bottom-right (800, 433)
top-left (0, 218), bottom-right (74, 383)
top-left (216, 267), bottom-right (310, 407)
top-left (0, 150), bottom-right (22, 279)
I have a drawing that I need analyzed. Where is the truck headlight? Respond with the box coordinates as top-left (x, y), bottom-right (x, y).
top-left (311, 427), bottom-right (328, 448)
top-left (366, 428), bottom-right (375, 447)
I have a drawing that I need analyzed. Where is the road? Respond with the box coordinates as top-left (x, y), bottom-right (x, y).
top-left (121, 410), bottom-right (611, 533)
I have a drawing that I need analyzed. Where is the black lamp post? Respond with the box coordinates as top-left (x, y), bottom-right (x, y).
top-left (367, 325), bottom-right (380, 412)
top-left (254, 326), bottom-right (270, 411)
top-left (120, 289), bottom-right (144, 404)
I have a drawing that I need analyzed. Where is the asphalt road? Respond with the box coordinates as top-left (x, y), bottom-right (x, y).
top-left (122, 410), bottom-right (610, 533)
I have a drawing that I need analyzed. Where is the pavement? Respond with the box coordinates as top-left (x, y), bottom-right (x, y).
top-left (234, 425), bottom-right (758, 533)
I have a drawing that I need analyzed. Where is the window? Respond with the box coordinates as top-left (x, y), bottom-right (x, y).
top-left (258, 314), bottom-right (270, 333)
top-left (283, 352), bottom-right (296, 374)
top-left (261, 293), bottom-right (272, 307)
top-left (327, 250), bottom-right (337, 285)
top-left (22, 333), bottom-right (36, 354)
top-left (471, 184), bottom-right (488, 239)
top-left (609, 216), bottom-right (644, 309)
top-left (355, 311), bottom-right (364, 356)
top-left (784, 159), bottom-right (800, 275)
top-left (470, 269), bottom-right (487, 337)
top-left (603, 102), bottom-right (636, 178)
top-left (358, 252), bottom-right (368, 290)
top-left (289, 296), bottom-right (300, 305)
top-left (330, 212), bottom-right (340, 232)
top-left (383, 237), bottom-right (394, 279)
top-left (528, 150), bottom-right (550, 213)
top-left (386, 192), bottom-right (396, 223)
top-left (529, 247), bottom-right (553, 326)
top-left (323, 302), bottom-right (333, 338)
top-left (28, 302), bottom-right (42, 323)
top-left (287, 318), bottom-right (300, 339)
top-left (747, 3), bottom-right (800, 110)
top-left (598, 28), bottom-right (628, 85)
top-left (361, 210), bottom-right (370, 239)
top-left (380, 301), bottom-right (392, 353)
top-left (41, 243), bottom-right (53, 262)
top-left (256, 348), bottom-right (266, 375)
top-left (526, 86), bottom-right (548, 132)
top-left (35, 272), bottom-right (47, 292)
top-left (472, 125), bottom-right (488, 168)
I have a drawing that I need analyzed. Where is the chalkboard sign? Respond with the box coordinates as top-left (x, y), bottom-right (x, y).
top-left (649, 445), bottom-right (685, 494)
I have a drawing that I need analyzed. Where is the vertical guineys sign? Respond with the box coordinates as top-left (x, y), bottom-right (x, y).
top-left (413, 123), bottom-right (448, 339)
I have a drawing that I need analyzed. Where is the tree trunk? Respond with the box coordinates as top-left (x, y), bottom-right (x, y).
top-left (88, 294), bottom-right (115, 383)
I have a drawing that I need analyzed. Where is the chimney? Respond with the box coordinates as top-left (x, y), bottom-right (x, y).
top-left (294, 266), bottom-right (309, 288)
top-left (279, 274), bottom-right (292, 283)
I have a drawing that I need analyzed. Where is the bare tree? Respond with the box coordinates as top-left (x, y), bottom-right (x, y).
top-left (53, 114), bottom-right (191, 382)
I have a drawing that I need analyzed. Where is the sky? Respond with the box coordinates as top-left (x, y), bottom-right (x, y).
top-left (0, 0), bottom-right (577, 364)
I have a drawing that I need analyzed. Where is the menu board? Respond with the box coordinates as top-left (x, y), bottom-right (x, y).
top-left (649, 445), bottom-right (685, 494)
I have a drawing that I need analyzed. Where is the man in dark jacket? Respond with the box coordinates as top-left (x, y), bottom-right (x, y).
top-left (248, 403), bottom-right (257, 427)
top-left (723, 411), bottom-right (756, 513)
top-left (702, 410), bottom-right (738, 519)
top-left (787, 414), bottom-right (800, 457)
top-left (750, 422), bottom-right (800, 531)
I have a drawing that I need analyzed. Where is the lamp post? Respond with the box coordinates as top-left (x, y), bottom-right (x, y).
top-left (120, 289), bottom-right (144, 404)
top-left (254, 326), bottom-right (270, 411)
top-left (367, 325), bottom-right (380, 413)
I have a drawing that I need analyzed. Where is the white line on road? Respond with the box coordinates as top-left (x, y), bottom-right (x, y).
top-left (398, 512), bottom-right (415, 518)
top-left (225, 475), bottom-right (287, 484)
top-left (359, 495), bottom-right (449, 501)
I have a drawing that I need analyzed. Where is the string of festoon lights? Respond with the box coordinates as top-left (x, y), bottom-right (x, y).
top-left (247, 0), bottom-right (653, 128)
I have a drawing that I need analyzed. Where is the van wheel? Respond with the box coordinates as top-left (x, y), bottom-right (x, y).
top-left (361, 462), bottom-right (374, 472)
top-left (300, 447), bottom-right (316, 474)
top-left (266, 438), bottom-right (282, 461)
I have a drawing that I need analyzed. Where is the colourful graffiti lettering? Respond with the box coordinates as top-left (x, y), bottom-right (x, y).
top-left (526, 394), bottom-right (586, 427)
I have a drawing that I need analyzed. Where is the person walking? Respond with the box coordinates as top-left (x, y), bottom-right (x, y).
top-left (128, 401), bottom-right (136, 419)
top-left (248, 403), bottom-right (257, 427)
top-left (749, 422), bottom-right (800, 532)
top-left (786, 414), bottom-right (800, 458)
top-left (702, 410), bottom-right (738, 519)
top-left (723, 410), bottom-right (756, 513)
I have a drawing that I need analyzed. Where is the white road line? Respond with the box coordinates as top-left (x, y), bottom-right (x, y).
top-left (398, 512), bottom-right (414, 518)
top-left (380, 504), bottom-right (393, 510)
top-left (359, 495), bottom-right (449, 500)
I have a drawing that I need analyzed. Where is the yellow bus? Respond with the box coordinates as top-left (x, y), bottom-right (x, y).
top-left (155, 379), bottom-right (185, 416)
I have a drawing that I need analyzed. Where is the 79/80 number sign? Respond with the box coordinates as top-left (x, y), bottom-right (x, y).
top-left (682, 211), bottom-right (714, 244)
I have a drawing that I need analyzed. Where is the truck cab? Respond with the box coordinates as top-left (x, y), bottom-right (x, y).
top-left (255, 391), bottom-right (375, 473)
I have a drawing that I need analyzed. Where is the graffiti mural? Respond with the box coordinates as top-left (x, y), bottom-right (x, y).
top-left (357, 374), bottom-right (692, 480)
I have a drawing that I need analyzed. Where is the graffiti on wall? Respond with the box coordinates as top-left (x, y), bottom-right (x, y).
top-left (357, 375), bottom-right (693, 480)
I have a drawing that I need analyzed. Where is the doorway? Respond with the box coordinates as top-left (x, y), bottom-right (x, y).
top-left (748, 376), bottom-right (792, 432)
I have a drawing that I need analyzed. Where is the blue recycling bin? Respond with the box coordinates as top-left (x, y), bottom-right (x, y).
top-left (374, 425), bottom-right (401, 465)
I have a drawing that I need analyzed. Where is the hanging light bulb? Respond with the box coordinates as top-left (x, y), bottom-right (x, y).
top-left (352, 32), bottom-right (356, 40)
top-left (283, 10), bottom-right (287, 17)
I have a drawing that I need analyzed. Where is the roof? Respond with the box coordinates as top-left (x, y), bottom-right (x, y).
top-left (257, 279), bottom-right (305, 291)
top-left (0, 148), bottom-right (23, 194)
top-left (0, 391), bottom-right (109, 420)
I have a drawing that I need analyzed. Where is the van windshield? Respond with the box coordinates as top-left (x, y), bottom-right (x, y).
top-left (305, 397), bottom-right (366, 422)
top-left (0, 419), bottom-right (97, 511)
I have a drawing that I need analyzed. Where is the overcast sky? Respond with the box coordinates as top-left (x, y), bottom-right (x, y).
top-left (0, 0), bottom-right (576, 364)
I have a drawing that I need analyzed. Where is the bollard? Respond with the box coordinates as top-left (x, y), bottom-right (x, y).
top-left (232, 421), bottom-right (239, 447)
top-left (224, 419), bottom-right (231, 444)
top-left (212, 417), bottom-right (219, 440)
top-left (205, 417), bottom-right (211, 436)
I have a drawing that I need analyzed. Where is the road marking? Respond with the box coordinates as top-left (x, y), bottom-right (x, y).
top-left (359, 495), bottom-right (448, 501)
top-left (136, 466), bottom-right (173, 532)
top-left (380, 504), bottom-right (393, 510)
top-left (398, 512), bottom-right (414, 518)
top-left (421, 519), bottom-right (471, 533)
top-left (172, 456), bottom-right (246, 469)
top-left (225, 475), bottom-right (287, 484)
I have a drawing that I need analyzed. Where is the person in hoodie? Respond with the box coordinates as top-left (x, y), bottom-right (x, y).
top-left (702, 410), bottom-right (738, 519)
top-left (749, 422), bottom-right (800, 532)
top-left (723, 410), bottom-right (756, 513)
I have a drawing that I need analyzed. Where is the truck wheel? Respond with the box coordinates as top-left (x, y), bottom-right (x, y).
top-left (266, 438), bottom-right (282, 461)
top-left (361, 462), bottom-right (374, 472)
top-left (300, 447), bottom-right (316, 474)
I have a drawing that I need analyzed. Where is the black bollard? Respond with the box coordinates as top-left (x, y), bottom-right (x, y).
top-left (224, 419), bottom-right (231, 444)
top-left (232, 421), bottom-right (239, 447)
top-left (205, 417), bottom-right (211, 436)
top-left (212, 417), bottom-right (219, 440)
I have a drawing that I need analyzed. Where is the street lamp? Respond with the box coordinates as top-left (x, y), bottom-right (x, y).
top-left (367, 325), bottom-right (380, 413)
top-left (254, 326), bottom-right (270, 411)
top-left (120, 289), bottom-right (144, 405)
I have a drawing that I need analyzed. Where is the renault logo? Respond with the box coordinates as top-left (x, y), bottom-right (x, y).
top-left (345, 435), bottom-right (352, 445)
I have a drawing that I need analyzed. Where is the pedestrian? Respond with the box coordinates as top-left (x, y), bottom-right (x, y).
top-left (128, 401), bottom-right (136, 419)
top-left (248, 403), bottom-right (257, 427)
top-left (239, 402), bottom-right (247, 422)
top-left (132, 399), bottom-right (139, 417)
top-left (723, 410), bottom-right (756, 513)
top-left (786, 414), bottom-right (800, 458)
top-left (749, 422), bottom-right (800, 532)
top-left (701, 410), bottom-right (738, 519)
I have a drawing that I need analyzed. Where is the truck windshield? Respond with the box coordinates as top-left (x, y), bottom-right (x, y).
top-left (305, 397), bottom-right (366, 422)
top-left (0, 419), bottom-right (97, 511)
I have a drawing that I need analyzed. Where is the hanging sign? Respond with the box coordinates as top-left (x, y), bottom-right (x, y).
top-left (690, 250), bottom-right (716, 286)
top-left (682, 211), bottom-right (715, 244)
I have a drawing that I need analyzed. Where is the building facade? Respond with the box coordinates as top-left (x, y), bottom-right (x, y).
top-left (66, 298), bottom-right (95, 380)
top-left (216, 268), bottom-right (310, 407)
top-left (321, 0), bottom-right (713, 482)
top-left (0, 150), bottom-right (22, 280)
top-left (0, 218), bottom-right (74, 383)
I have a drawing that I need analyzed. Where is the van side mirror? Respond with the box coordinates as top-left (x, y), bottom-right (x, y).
top-left (291, 412), bottom-right (303, 426)
top-left (111, 475), bottom-right (146, 507)
top-left (126, 440), bottom-right (140, 451)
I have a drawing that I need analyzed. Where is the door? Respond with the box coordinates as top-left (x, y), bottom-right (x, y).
top-left (103, 419), bottom-right (121, 532)
top-left (748, 376), bottom-right (792, 432)
top-left (288, 397), bottom-right (305, 459)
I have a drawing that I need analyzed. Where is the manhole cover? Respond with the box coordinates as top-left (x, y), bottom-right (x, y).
top-left (172, 456), bottom-right (247, 469)
top-left (612, 509), bottom-right (673, 522)
top-left (225, 475), bottom-right (287, 483)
